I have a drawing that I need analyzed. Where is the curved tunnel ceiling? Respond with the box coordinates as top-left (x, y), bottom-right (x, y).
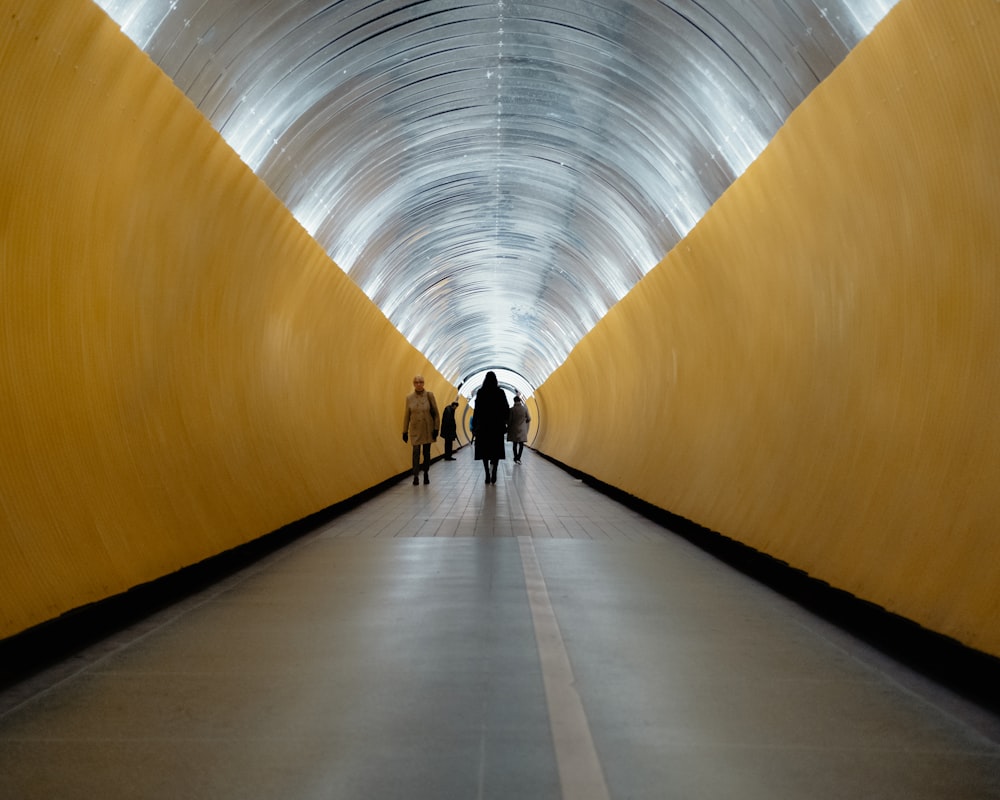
top-left (93, 0), bottom-right (897, 392)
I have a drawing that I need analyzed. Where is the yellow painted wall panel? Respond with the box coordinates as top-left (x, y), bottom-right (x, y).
top-left (535, 0), bottom-right (1000, 655)
top-left (0, 1), bottom-right (453, 638)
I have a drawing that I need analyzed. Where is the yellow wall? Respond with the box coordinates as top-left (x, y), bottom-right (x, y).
top-left (0, 1), bottom-right (453, 639)
top-left (535, 0), bottom-right (1000, 656)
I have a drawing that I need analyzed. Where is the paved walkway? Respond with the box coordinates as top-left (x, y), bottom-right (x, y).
top-left (2, 448), bottom-right (999, 798)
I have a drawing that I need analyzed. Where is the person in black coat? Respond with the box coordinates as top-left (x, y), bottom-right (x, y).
top-left (472, 371), bottom-right (509, 485)
top-left (440, 400), bottom-right (459, 460)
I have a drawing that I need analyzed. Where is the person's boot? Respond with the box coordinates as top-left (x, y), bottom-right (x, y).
top-left (412, 472), bottom-right (419, 485)
top-left (423, 471), bottom-right (430, 484)
top-left (490, 463), bottom-right (497, 484)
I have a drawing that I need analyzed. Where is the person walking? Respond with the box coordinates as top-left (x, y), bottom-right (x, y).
top-left (440, 400), bottom-right (459, 460)
top-left (472, 371), bottom-right (509, 485)
top-left (402, 375), bottom-right (439, 485)
top-left (507, 395), bottom-right (531, 463)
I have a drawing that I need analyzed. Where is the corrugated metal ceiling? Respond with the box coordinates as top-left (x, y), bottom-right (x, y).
top-left (93, 0), bottom-right (897, 395)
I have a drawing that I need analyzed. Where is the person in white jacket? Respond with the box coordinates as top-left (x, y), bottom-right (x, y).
top-left (506, 395), bottom-right (531, 464)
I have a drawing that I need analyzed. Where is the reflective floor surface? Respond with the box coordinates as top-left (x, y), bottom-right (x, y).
top-left (2, 448), bottom-right (999, 799)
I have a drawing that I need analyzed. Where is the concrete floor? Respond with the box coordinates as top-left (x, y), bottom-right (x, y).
top-left (2, 448), bottom-right (999, 799)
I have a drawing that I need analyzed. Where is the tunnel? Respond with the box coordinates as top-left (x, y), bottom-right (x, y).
top-left (1, 1), bottom-right (999, 796)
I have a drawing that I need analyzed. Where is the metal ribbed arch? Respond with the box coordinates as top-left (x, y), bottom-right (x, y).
top-left (94, 0), bottom-right (898, 395)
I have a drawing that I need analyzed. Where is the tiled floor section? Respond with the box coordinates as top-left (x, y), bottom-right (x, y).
top-left (1, 448), bottom-right (999, 799)
top-left (325, 448), bottom-right (662, 541)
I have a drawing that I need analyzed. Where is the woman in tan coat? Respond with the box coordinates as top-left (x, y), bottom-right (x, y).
top-left (402, 375), bottom-right (439, 485)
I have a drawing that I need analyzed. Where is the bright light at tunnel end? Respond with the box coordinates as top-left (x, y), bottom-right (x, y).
top-left (460, 368), bottom-right (535, 406)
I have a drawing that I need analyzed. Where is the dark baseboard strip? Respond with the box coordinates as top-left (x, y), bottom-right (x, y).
top-left (0, 469), bottom-right (414, 691)
top-left (536, 450), bottom-right (1000, 715)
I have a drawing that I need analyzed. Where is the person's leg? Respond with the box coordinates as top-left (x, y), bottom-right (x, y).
top-left (411, 446), bottom-right (420, 484)
top-left (421, 443), bottom-right (431, 483)
top-left (490, 459), bottom-right (498, 484)
top-left (444, 436), bottom-right (453, 459)
top-left (483, 459), bottom-right (491, 483)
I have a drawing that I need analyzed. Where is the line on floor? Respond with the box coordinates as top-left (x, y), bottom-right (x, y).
top-left (517, 536), bottom-right (610, 800)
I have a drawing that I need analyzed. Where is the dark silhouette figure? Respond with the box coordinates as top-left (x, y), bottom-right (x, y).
top-left (472, 372), bottom-right (509, 484)
top-left (441, 400), bottom-right (459, 460)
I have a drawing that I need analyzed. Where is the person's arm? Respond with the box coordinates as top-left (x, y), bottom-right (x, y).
top-left (402, 398), bottom-right (410, 442)
top-left (429, 393), bottom-right (439, 438)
